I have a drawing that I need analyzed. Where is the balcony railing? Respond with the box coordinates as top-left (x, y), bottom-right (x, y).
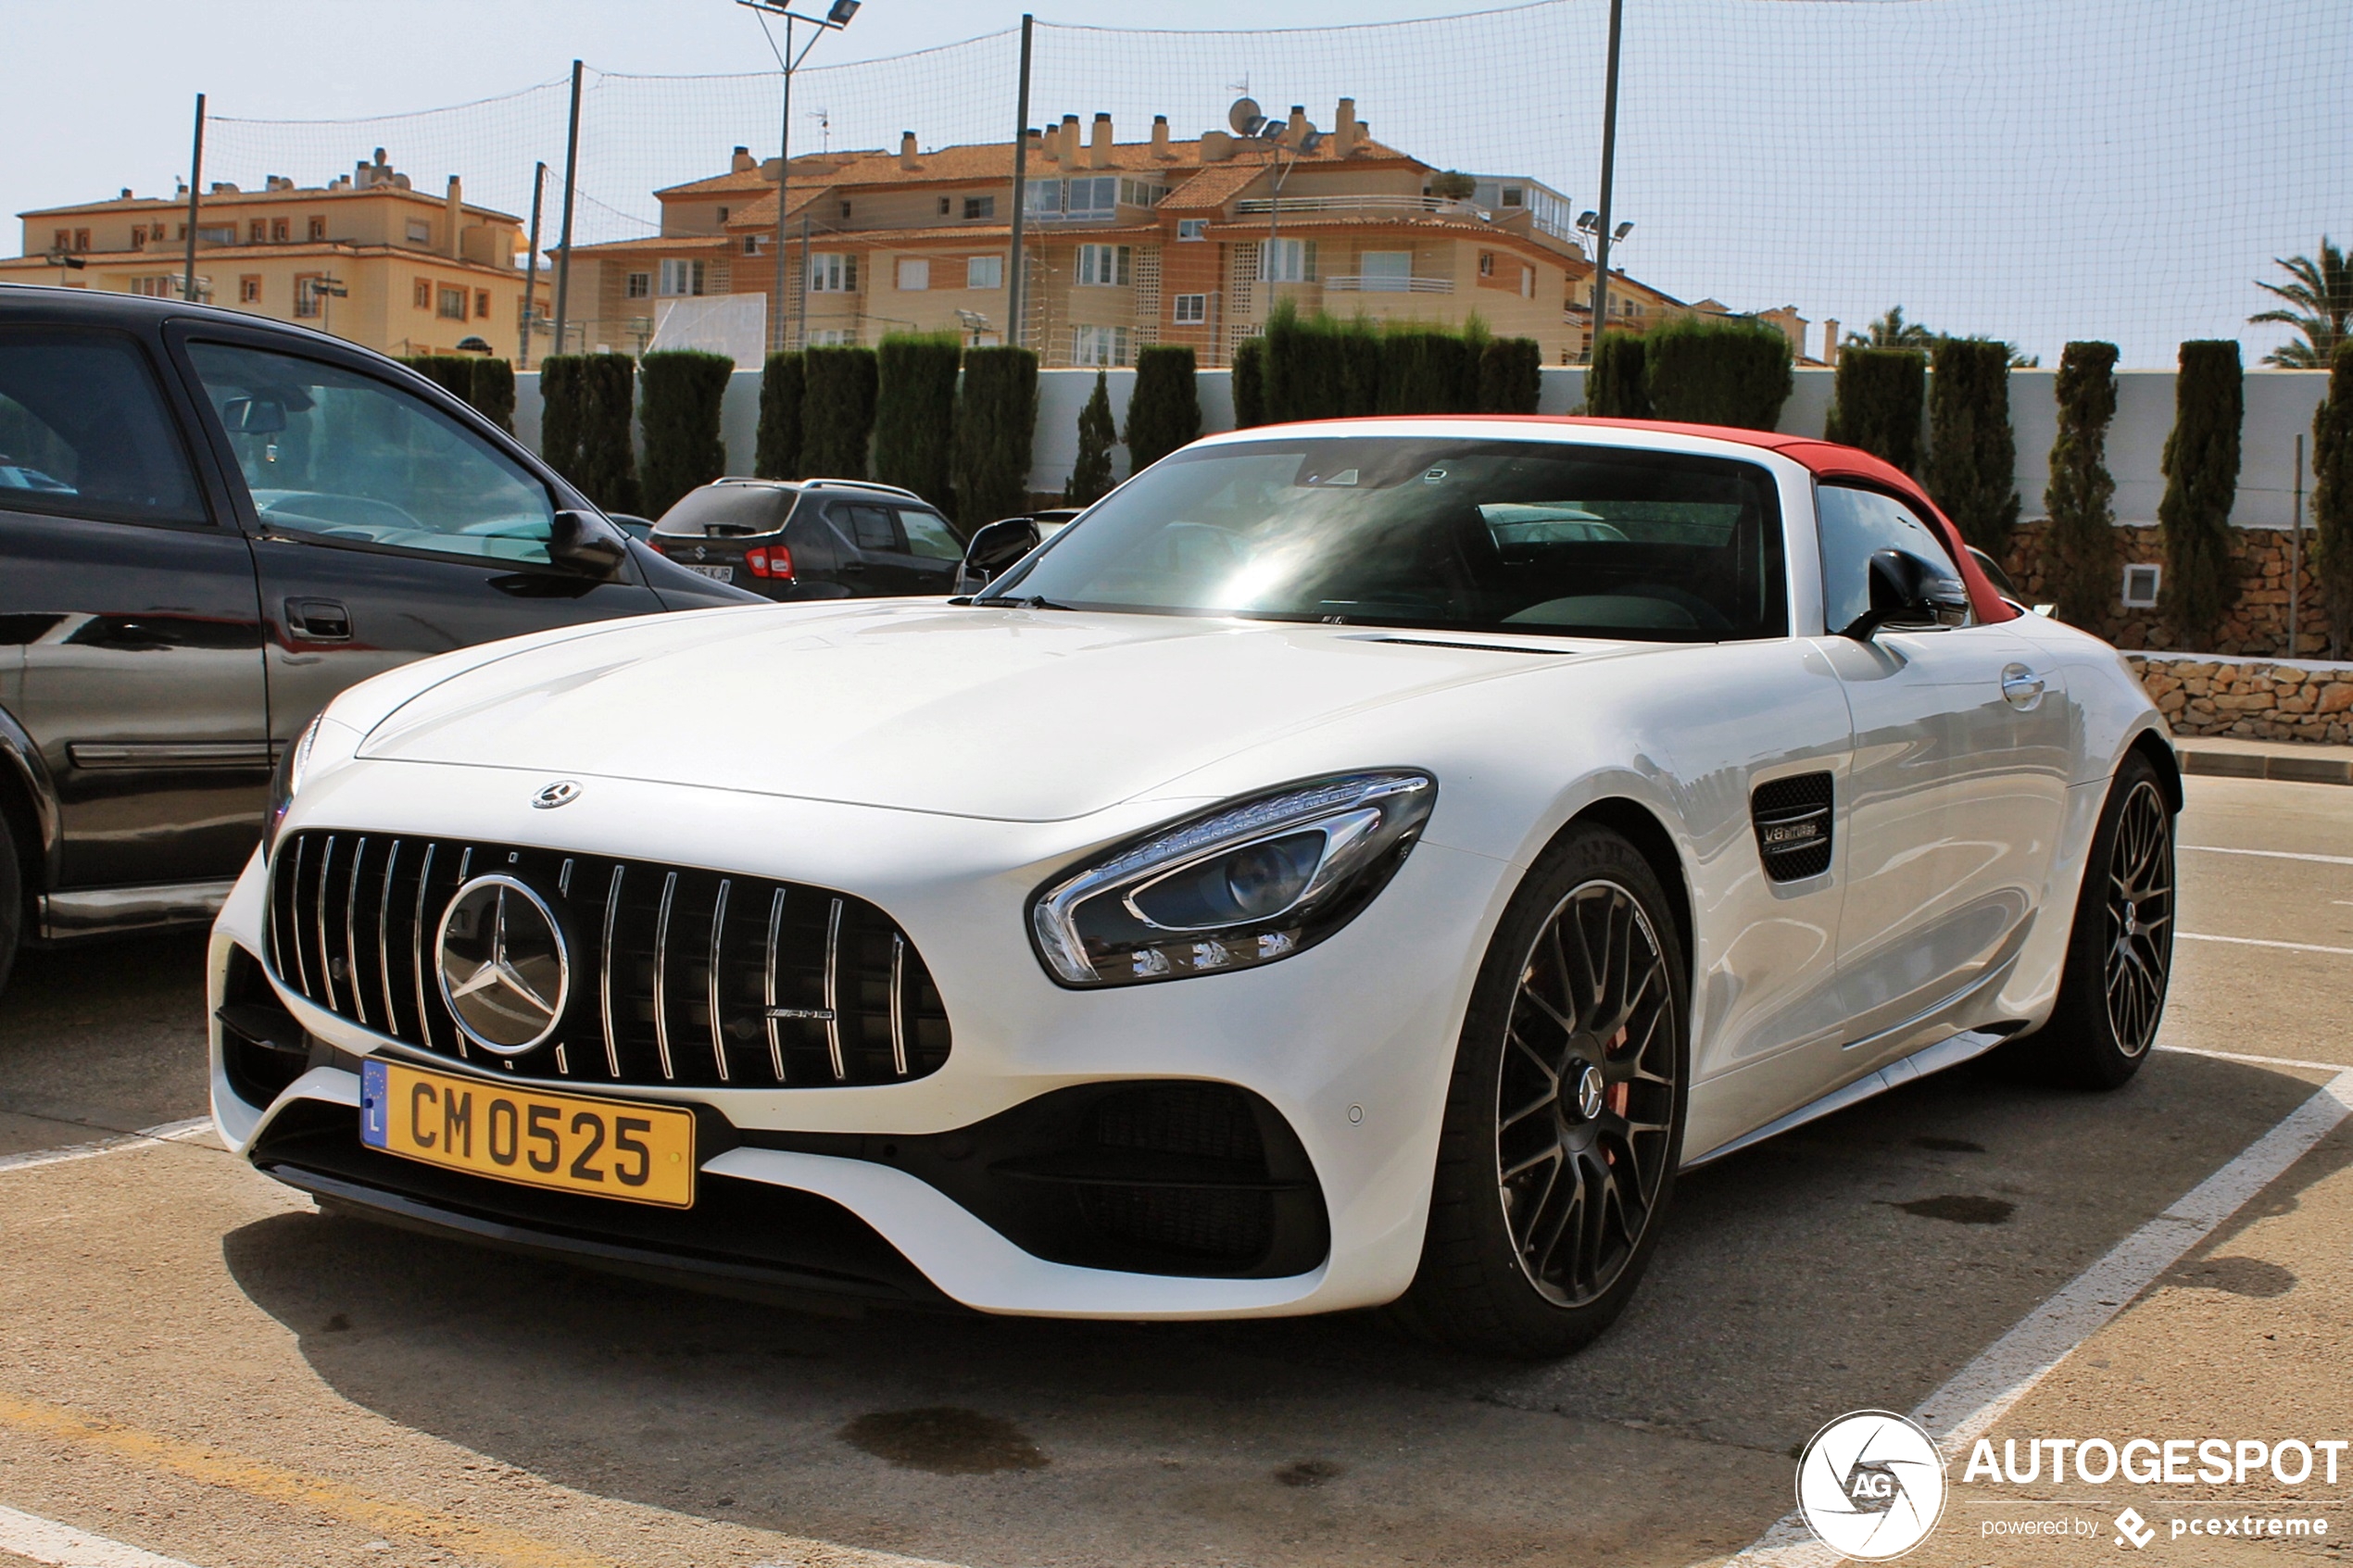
top-left (1233, 194), bottom-right (1480, 219)
top-left (1323, 274), bottom-right (1455, 294)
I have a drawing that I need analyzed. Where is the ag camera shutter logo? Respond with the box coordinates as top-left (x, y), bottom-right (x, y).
top-left (1796, 1410), bottom-right (1947, 1560)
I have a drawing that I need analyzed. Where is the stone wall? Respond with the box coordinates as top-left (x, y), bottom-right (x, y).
top-left (1999, 521), bottom-right (2333, 660)
top-left (2125, 653), bottom-right (2353, 744)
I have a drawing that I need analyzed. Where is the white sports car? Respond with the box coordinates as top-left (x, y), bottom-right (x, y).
top-left (208, 418), bottom-right (2176, 1357)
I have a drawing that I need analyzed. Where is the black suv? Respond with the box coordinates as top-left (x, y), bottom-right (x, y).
top-left (0, 283), bottom-right (753, 995)
top-left (648, 478), bottom-right (967, 599)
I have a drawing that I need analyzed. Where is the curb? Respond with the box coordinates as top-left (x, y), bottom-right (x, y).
top-left (2179, 747), bottom-right (2353, 787)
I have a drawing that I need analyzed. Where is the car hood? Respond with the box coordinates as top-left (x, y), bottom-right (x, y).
top-left (357, 601), bottom-right (1607, 822)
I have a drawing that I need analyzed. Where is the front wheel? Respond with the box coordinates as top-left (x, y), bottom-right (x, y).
top-left (1397, 823), bottom-right (1689, 1359)
top-left (2011, 750), bottom-right (2177, 1089)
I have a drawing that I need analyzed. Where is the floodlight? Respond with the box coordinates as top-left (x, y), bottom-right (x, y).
top-left (1577, 210), bottom-right (1599, 231)
top-left (1614, 220), bottom-right (1634, 240)
top-left (825, 0), bottom-right (860, 21)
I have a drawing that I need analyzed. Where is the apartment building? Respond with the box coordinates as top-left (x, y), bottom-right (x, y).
top-left (4, 151), bottom-right (529, 358)
top-left (560, 99), bottom-right (1625, 368)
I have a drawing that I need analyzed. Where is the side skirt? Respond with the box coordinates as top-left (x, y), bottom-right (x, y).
top-left (1680, 1026), bottom-right (2018, 1170)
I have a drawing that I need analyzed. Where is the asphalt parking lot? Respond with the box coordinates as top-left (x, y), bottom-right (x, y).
top-left (0, 772), bottom-right (2347, 1568)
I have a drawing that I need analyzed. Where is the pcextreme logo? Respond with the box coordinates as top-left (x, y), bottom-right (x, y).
top-left (1795, 1411), bottom-right (1948, 1561)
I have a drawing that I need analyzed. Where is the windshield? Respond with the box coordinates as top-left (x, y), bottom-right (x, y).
top-left (982, 437), bottom-right (1786, 640)
top-left (654, 484), bottom-right (796, 536)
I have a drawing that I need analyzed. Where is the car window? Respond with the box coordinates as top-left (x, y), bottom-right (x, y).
top-left (896, 508), bottom-right (963, 561)
top-left (186, 341), bottom-right (555, 565)
top-left (653, 483), bottom-right (794, 537)
top-left (837, 504), bottom-right (900, 552)
top-left (0, 330), bottom-right (207, 526)
top-left (1816, 484), bottom-right (1961, 634)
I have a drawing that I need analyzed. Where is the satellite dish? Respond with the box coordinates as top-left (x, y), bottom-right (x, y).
top-left (1227, 97), bottom-right (1263, 135)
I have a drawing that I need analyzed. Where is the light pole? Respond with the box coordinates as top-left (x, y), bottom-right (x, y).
top-left (1226, 98), bottom-right (1321, 302)
top-left (1575, 209), bottom-right (1633, 355)
top-left (740, 0), bottom-right (862, 356)
top-left (1587, 0), bottom-right (1626, 361)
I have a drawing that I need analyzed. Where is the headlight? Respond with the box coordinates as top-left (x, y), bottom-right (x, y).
top-left (268, 713), bottom-right (361, 851)
top-left (1030, 771), bottom-right (1436, 986)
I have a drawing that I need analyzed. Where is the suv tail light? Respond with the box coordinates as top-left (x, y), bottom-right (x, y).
top-left (745, 545), bottom-right (794, 580)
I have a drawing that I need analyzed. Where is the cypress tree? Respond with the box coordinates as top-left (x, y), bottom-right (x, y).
top-left (1583, 332), bottom-right (1651, 417)
top-left (1925, 338), bottom-right (2020, 555)
top-left (1337, 319), bottom-right (1383, 415)
top-left (1064, 370), bottom-right (1116, 506)
top-left (2042, 341), bottom-right (2120, 628)
top-left (400, 355), bottom-right (475, 402)
top-left (873, 332), bottom-right (963, 508)
top-left (1379, 330), bottom-right (1477, 414)
top-left (1123, 345), bottom-right (1200, 473)
top-left (755, 351), bottom-right (804, 479)
top-left (952, 345), bottom-right (1038, 529)
top-left (470, 358), bottom-right (516, 434)
top-left (1826, 346), bottom-right (1927, 470)
top-left (1478, 337), bottom-right (1543, 414)
top-left (800, 345), bottom-right (878, 479)
top-left (2309, 342), bottom-right (2353, 657)
top-left (1265, 304), bottom-right (1353, 423)
top-left (1642, 316), bottom-right (1793, 431)
top-left (635, 349), bottom-right (734, 518)
top-left (2158, 339), bottom-right (2244, 651)
top-left (573, 353), bottom-right (640, 514)
top-left (537, 354), bottom-right (585, 482)
top-left (1232, 338), bottom-right (1267, 428)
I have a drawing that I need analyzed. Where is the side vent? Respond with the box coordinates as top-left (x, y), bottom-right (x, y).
top-left (1751, 771), bottom-right (1833, 882)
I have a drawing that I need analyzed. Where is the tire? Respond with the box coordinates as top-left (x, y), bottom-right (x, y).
top-left (2009, 750), bottom-right (2176, 1090)
top-left (1397, 822), bottom-right (1690, 1360)
top-left (0, 808), bottom-right (20, 1002)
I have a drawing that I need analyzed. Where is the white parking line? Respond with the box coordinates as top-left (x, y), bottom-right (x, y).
top-left (1733, 1067), bottom-right (2353, 1565)
top-left (2158, 1044), bottom-right (2347, 1073)
top-left (2181, 845), bottom-right (2353, 867)
top-left (2178, 932), bottom-right (2353, 958)
top-left (0, 1119), bottom-right (218, 1177)
top-left (0, 1503), bottom-right (200, 1567)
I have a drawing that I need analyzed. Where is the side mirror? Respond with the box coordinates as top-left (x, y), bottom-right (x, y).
top-left (547, 509), bottom-right (629, 580)
top-left (958, 517), bottom-right (1044, 592)
top-left (1841, 548), bottom-right (1970, 639)
top-left (220, 395), bottom-right (287, 435)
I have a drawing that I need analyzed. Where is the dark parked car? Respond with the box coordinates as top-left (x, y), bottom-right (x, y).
top-left (0, 282), bottom-right (753, 994)
top-left (648, 477), bottom-right (967, 599)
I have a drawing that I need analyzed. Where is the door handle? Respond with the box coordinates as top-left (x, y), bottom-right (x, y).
top-left (1999, 663), bottom-right (2045, 709)
top-left (285, 597), bottom-right (351, 643)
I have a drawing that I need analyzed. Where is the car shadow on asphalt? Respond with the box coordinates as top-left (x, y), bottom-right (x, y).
top-left (218, 1049), bottom-right (2332, 1568)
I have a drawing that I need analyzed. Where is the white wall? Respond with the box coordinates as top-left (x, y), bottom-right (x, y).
top-left (513, 363), bottom-right (2330, 526)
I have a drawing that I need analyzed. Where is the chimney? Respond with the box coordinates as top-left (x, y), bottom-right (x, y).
top-left (1089, 112), bottom-right (1114, 168)
top-left (1823, 320), bottom-right (1841, 366)
top-left (1333, 98), bottom-right (1358, 157)
top-left (120, 187), bottom-right (132, 200)
top-left (731, 145), bottom-right (755, 174)
top-left (445, 175), bottom-right (463, 257)
top-left (1201, 130), bottom-right (1233, 163)
top-left (1286, 104), bottom-right (1308, 144)
top-left (1151, 114), bottom-right (1171, 157)
top-left (1028, 126), bottom-right (1053, 165)
top-left (900, 131), bottom-right (920, 170)
top-left (1059, 114), bottom-right (1081, 164)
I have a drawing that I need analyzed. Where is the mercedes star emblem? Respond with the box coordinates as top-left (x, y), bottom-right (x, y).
top-left (533, 779), bottom-right (581, 809)
top-left (434, 874), bottom-right (571, 1055)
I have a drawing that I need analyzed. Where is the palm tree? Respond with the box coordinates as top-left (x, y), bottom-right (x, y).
top-left (1845, 306), bottom-right (1938, 351)
top-left (2251, 238), bottom-right (2352, 368)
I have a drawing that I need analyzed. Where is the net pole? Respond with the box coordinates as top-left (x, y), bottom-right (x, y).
top-left (774, 14), bottom-right (794, 355)
top-left (182, 93), bottom-right (205, 304)
top-left (1007, 13), bottom-right (1033, 349)
top-left (2291, 433), bottom-right (2305, 654)
top-left (1588, 0), bottom-right (1624, 360)
top-left (552, 60), bottom-right (584, 358)
top-left (521, 161), bottom-right (547, 367)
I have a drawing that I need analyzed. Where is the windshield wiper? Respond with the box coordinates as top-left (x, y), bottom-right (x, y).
top-left (976, 593), bottom-right (1078, 610)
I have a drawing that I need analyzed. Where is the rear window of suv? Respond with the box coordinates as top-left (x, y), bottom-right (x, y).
top-left (653, 484), bottom-right (795, 537)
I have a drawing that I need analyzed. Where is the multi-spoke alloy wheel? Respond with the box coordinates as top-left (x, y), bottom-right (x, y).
top-left (1402, 823), bottom-right (1688, 1359)
top-left (2102, 778), bottom-right (2173, 1058)
top-left (1495, 879), bottom-right (1678, 1309)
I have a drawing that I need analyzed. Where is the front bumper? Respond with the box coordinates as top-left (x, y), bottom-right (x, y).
top-left (209, 759), bottom-right (1511, 1319)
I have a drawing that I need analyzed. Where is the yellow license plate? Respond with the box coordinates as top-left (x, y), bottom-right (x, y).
top-left (360, 1059), bottom-right (696, 1209)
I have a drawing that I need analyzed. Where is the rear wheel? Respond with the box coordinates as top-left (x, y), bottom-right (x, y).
top-left (1398, 823), bottom-right (1688, 1359)
top-left (2013, 750), bottom-right (2176, 1089)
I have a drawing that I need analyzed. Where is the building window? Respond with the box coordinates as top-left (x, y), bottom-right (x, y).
top-left (963, 194), bottom-right (996, 220)
top-left (743, 234), bottom-right (763, 255)
top-left (964, 255), bottom-right (1003, 290)
top-left (239, 275), bottom-right (261, 304)
top-left (413, 277), bottom-right (433, 308)
top-left (1501, 186), bottom-right (1525, 207)
top-left (1478, 251), bottom-right (1495, 278)
top-left (1176, 219), bottom-right (1208, 242)
top-left (197, 225), bottom-right (234, 245)
top-left (1260, 237), bottom-right (1316, 282)
top-left (1172, 293), bottom-right (1207, 324)
top-left (73, 228), bottom-right (91, 251)
top-left (808, 328), bottom-right (856, 346)
top-left (128, 275), bottom-right (178, 297)
top-left (839, 201), bottom-right (852, 220)
top-left (406, 219), bottom-right (432, 245)
top-left (658, 258), bottom-right (706, 296)
top-left (937, 197), bottom-right (951, 217)
top-left (625, 271), bottom-right (651, 299)
top-left (1072, 324), bottom-right (1130, 367)
top-left (295, 273), bottom-right (325, 317)
top-left (716, 206), bottom-right (729, 223)
top-left (1118, 179), bottom-right (1165, 207)
top-left (437, 285), bottom-right (467, 320)
top-left (1076, 244), bottom-right (1132, 286)
top-left (271, 218), bottom-right (291, 243)
top-left (249, 220), bottom-right (267, 245)
top-left (1028, 177), bottom-right (1118, 222)
top-left (475, 289), bottom-right (492, 319)
top-left (1359, 251), bottom-right (1412, 291)
top-left (896, 257), bottom-right (931, 291)
top-left (809, 253), bottom-right (858, 293)
top-left (1520, 264), bottom-right (1535, 298)
top-left (2121, 562), bottom-right (2161, 608)
top-left (308, 216), bottom-right (326, 241)
top-left (52, 229), bottom-right (69, 252)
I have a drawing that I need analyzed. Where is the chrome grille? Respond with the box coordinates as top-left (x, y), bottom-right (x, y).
top-left (266, 831), bottom-right (950, 1088)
